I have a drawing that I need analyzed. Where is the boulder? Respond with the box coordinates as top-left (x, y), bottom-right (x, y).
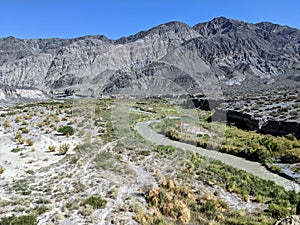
top-left (274, 215), bottom-right (300, 225)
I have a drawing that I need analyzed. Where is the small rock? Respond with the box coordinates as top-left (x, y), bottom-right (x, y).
top-left (274, 215), bottom-right (300, 225)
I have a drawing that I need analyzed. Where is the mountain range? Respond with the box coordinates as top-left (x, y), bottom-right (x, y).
top-left (0, 17), bottom-right (299, 99)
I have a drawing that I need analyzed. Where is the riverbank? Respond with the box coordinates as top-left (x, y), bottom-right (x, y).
top-left (136, 120), bottom-right (300, 192)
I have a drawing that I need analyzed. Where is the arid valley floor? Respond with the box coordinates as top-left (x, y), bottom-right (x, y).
top-left (0, 97), bottom-right (299, 225)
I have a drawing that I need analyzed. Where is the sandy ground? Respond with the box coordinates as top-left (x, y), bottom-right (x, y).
top-left (0, 130), bottom-right (79, 181)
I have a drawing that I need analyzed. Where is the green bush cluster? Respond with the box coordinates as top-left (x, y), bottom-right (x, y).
top-left (155, 145), bottom-right (177, 156)
top-left (157, 118), bottom-right (300, 164)
top-left (220, 128), bottom-right (300, 164)
top-left (186, 153), bottom-right (300, 219)
top-left (57, 125), bottom-right (74, 136)
top-left (0, 215), bottom-right (38, 225)
top-left (82, 194), bottom-right (107, 209)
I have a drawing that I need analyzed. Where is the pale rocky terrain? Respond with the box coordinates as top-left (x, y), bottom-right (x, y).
top-left (0, 86), bottom-right (48, 104)
top-left (0, 100), bottom-right (284, 224)
top-left (222, 88), bottom-right (300, 123)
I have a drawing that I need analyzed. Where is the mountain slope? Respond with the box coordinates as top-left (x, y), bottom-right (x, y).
top-left (0, 17), bottom-right (299, 98)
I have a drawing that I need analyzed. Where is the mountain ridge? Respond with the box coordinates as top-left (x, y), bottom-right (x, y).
top-left (0, 17), bottom-right (299, 99)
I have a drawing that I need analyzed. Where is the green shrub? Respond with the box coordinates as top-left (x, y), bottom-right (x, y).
top-left (0, 215), bottom-right (38, 225)
top-left (259, 137), bottom-right (281, 152)
top-left (266, 203), bottom-right (290, 219)
top-left (33, 205), bottom-right (49, 215)
top-left (280, 149), bottom-right (300, 163)
top-left (268, 165), bottom-right (282, 173)
top-left (138, 150), bottom-right (151, 156)
top-left (191, 152), bottom-right (300, 209)
top-left (155, 145), bottom-right (176, 156)
top-left (82, 194), bottom-right (107, 209)
top-left (70, 156), bottom-right (79, 164)
top-left (201, 200), bottom-right (217, 214)
top-left (57, 126), bottom-right (74, 136)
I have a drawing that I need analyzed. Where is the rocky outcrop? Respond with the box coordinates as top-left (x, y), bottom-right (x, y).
top-left (261, 120), bottom-right (300, 139)
top-left (274, 215), bottom-right (300, 225)
top-left (226, 110), bottom-right (260, 130)
top-left (182, 98), bottom-right (224, 111)
top-left (0, 17), bottom-right (299, 97)
top-left (210, 109), bottom-right (300, 138)
top-left (0, 86), bottom-right (47, 102)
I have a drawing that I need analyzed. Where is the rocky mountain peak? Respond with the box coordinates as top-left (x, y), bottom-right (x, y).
top-left (115, 21), bottom-right (199, 44)
top-left (155, 21), bottom-right (193, 31)
top-left (193, 16), bottom-right (257, 37)
top-left (0, 17), bottom-right (299, 98)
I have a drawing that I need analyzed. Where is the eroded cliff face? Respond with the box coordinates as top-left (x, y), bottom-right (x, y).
top-left (0, 17), bottom-right (299, 97)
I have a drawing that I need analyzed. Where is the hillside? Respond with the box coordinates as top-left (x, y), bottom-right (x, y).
top-left (0, 17), bottom-right (299, 99)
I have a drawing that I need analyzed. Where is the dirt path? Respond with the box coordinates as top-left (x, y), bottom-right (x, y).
top-left (136, 120), bottom-right (300, 192)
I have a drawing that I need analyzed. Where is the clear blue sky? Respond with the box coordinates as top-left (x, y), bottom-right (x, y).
top-left (1, 0), bottom-right (299, 39)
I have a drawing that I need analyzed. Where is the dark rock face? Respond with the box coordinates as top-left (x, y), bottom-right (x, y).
top-left (0, 17), bottom-right (299, 97)
top-left (182, 99), bottom-right (224, 111)
top-left (226, 110), bottom-right (260, 131)
top-left (210, 109), bottom-right (300, 138)
top-left (297, 201), bottom-right (300, 215)
top-left (182, 99), bottom-right (210, 110)
top-left (261, 120), bottom-right (300, 138)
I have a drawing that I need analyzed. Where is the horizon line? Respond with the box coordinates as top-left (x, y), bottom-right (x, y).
top-left (1, 16), bottom-right (299, 40)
